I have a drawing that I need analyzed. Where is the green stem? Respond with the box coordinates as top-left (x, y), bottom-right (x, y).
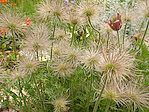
top-left (93, 73), bottom-right (107, 112)
top-left (105, 100), bottom-right (111, 112)
top-left (36, 50), bottom-right (39, 60)
top-left (88, 16), bottom-right (101, 46)
top-left (128, 106), bottom-right (130, 112)
top-left (138, 18), bottom-right (145, 33)
top-left (139, 19), bottom-right (149, 50)
top-left (32, 74), bottom-right (45, 112)
top-left (70, 25), bottom-right (75, 46)
top-left (88, 17), bottom-right (100, 34)
top-left (117, 31), bottom-right (120, 47)
top-left (50, 42), bottom-right (53, 60)
top-left (86, 69), bottom-right (93, 112)
top-left (107, 33), bottom-right (110, 48)
top-left (123, 23), bottom-right (127, 47)
top-left (12, 33), bottom-right (17, 60)
top-left (53, 19), bottom-right (56, 38)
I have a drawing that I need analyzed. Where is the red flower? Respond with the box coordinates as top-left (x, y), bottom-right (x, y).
top-left (0, 0), bottom-right (8, 3)
top-left (11, 3), bottom-right (17, 6)
top-left (26, 18), bottom-right (31, 22)
top-left (0, 29), bottom-right (8, 34)
top-left (26, 21), bottom-right (32, 26)
top-left (104, 13), bottom-right (122, 31)
top-left (25, 18), bottom-right (32, 26)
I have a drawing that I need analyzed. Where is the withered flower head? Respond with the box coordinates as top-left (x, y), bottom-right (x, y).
top-left (104, 13), bottom-right (122, 31)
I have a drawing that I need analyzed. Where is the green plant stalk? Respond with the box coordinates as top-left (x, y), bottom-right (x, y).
top-left (88, 17), bottom-right (100, 34)
top-left (53, 19), bottom-right (56, 38)
top-left (128, 105), bottom-right (130, 112)
top-left (32, 74), bottom-right (45, 112)
top-left (138, 18), bottom-right (145, 33)
top-left (123, 23), bottom-right (127, 46)
top-left (50, 42), bottom-right (53, 60)
top-left (36, 50), bottom-right (39, 60)
top-left (86, 69), bottom-right (93, 112)
top-left (12, 34), bottom-right (17, 60)
top-left (105, 100), bottom-right (111, 112)
top-left (70, 25), bottom-right (75, 46)
top-left (117, 31), bottom-right (120, 47)
top-left (107, 33), bottom-right (110, 48)
top-left (93, 74), bottom-right (107, 112)
top-left (88, 16), bottom-right (101, 44)
top-left (139, 19), bottom-right (149, 50)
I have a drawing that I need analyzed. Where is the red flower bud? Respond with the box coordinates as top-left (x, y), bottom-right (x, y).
top-left (104, 13), bottom-right (122, 31)
top-left (11, 3), bottom-right (17, 6)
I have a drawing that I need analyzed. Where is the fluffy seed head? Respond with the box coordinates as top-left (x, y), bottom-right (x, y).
top-left (55, 28), bottom-right (68, 41)
top-left (52, 96), bottom-right (70, 112)
top-left (98, 48), bottom-right (136, 85)
top-left (139, 2), bottom-right (149, 18)
top-left (0, 11), bottom-right (26, 36)
top-left (64, 47), bottom-right (82, 66)
top-left (11, 69), bottom-right (25, 81)
top-left (101, 84), bottom-right (127, 106)
top-left (80, 49), bottom-right (100, 70)
top-left (17, 55), bottom-right (40, 75)
top-left (77, 1), bottom-right (102, 24)
top-left (37, 0), bottom-right (66, 20)
top-left (23, 24), bottom-right (51, 52)
top-left (124, 82), bottom-right (149, 110)
top-left (65, 9), bottom-right (81, 25)
top-left (37, 0), bottom-right (52, 20)
top-left (52, 60), bottom-right (74, 77)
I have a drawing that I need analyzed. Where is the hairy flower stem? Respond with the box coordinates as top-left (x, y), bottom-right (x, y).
top-left (32, 75), bottom-right (45, 112)
top-left (36, 50), bottom-right (39, 60)
top-left (53, 19), bottom-right (56, 38)
top-left (139, 19), bottom-right (149, 50)
top-left (50, 42), bottom-right (53, 60)
top-left (107, 33), bottom-right (110, 48)
top-left (123, 23), bottom-right (127, 47)
top-left (117, 31), bottom-right (120, 47)
top-left (12, 34), bottom-right (17, 60)
top-left (70, 25), bottom-right (75, 46)
top-left (105, 100), bottom-right (111, 112)
top-left (86, 69), bottom-right (93, 112)
top-left (50, 19), bottom-right (57, 60)
top-left (88, 17), bottom-right (101, 43)
top-left (93, 73), bottom-right (107, 112)
top-left (139, 18), bottom-right (145, 33)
